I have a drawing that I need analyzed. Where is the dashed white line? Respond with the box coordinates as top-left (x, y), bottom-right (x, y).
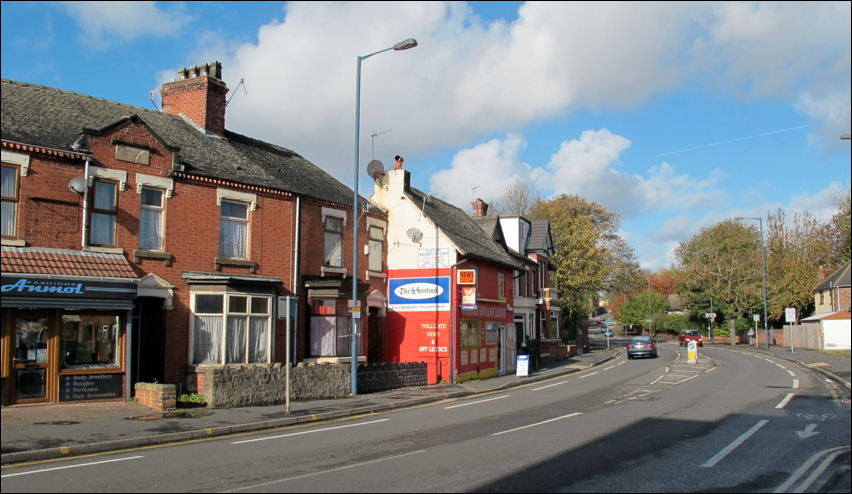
top-left (701, 420), bottom-right (769, 468)
top-left (233, 418), bottom-right (389, 444)
top-left (223, 450), bottom-right (425, 492)
top-left (492, 412), bottom-right (582, 436)
top-left (577, 372), bottom-right (598, 379)
top-left (792, 379), bottom-right (799, 389)
top-left (444, 395), bottom-right (511, 408)
top-left (776, 393), bottom-right (795, 409)
top-left (1, 456), bottom-right (144, 478)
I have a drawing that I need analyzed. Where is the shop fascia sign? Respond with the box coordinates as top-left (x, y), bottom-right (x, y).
top-left (1, 276), bottom-right (136, 299)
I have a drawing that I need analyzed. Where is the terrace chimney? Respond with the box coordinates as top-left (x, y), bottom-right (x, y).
top-left (472, 198), bottom-right (489, 217)
top-left (161, 61), bottom-right (228, 136)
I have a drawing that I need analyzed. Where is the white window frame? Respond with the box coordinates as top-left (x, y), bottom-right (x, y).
top-left (190, 292), bottom-right (272, 365)
top-left (138, 186), bottom-right (165, 251)
top-left (1, 163), bottom-right (20, 239)
top-left (88, 178), bottom-right (118, 247)
top-left (219, 199), bottom-right (249, 259)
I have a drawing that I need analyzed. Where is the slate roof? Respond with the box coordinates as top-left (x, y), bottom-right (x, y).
top-left (1, 246), bottom-right (139, 279)
top-left (527, 220), bottom-right (552, 254)
top-left (405, 188), bottom-right (522, 271)
top-left (815, 261), bottom-right (851, 291)
top-left (1, 79), bottom-right (372, 210)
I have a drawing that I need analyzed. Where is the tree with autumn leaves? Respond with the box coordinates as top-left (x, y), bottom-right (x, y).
top-left (527, 194), bottom-right (642, 335)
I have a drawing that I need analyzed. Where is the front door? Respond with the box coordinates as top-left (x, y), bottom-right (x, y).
top-left (13, 312), bottom-right (52, 403)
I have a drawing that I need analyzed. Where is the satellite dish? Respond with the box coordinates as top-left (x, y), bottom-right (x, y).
top-left (406, 228), bottom-right (423, 243)
top-left (68, 177), bottom-right (88, 194)
top-left (367, 160), bottom-right (385, 180)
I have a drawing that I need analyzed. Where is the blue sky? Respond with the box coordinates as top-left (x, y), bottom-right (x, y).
top-left (2, 1), bottom-right (850, 272)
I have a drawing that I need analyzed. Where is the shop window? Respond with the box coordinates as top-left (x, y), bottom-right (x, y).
top-left (139, 187), bottom-right (164, 250)
top-left (1, 164), bottom-right (20, 238)
top-left (220, 200), bottom-right (248, 258)
top-left (89, 179), bottom-right (118, 246)
top-left (460, 319), bottom-right (481, 348)
top-left (368, 225), bottom-right (384, 272)
top-left (191, 293), bottom-right (271, 365)
top-left (310, 299), bottom-right (358, 357)
top-left (61, 314), bottom-right (120, 368)
top-left (324, 217), bottom-right (343, 267)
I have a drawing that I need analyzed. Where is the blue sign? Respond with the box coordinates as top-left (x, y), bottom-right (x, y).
top-left (388, 276), bottom-right (450, 312)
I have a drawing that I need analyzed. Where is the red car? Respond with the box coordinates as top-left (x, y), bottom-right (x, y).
top-left (679, 329), bottom-right (703, 347)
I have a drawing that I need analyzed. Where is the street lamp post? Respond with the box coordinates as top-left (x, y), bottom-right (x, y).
top-left (736, 217), bottom-right (769, 349)
top-left (351, 38), bottom-right (417, 396)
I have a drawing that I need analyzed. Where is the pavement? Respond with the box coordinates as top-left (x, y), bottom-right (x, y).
top-left (2, 342), bottom-right (849, 466)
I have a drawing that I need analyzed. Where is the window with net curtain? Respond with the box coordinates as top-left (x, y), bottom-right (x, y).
top-left (220, 200), bottom-right (248, 258)
top-left (191, 293), bottom-right (270, 365)
top-left (309, 299), bottom-right (358, 357)
top-left (1, 164), bottom-right (19, 237)
top-left (139, 187), bottom-right (164, 250)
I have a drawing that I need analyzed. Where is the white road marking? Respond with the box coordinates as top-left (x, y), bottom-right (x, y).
top-left (1, 456), bottom-right (144, 478)
top-left (792, 379), bottom-right (799, 389)
top-left (701, 420), bottom-right (769, 468)
top-left (533, 380), bottom-right (572, 391)
top-left (222, 450), bottom-right (425, 492)
top-left (578, 372), bottom-right (598, 379)
top-left (444, 394), bottom-right (511, 408)
top-left (492, 413), bottom-right (582, 436)
top-left (233, 418), bottom-right (389, 444)
top-left (776, 393), bottom-right (795, 409)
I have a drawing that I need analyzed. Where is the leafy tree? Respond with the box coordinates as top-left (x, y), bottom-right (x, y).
top-left (829, 188), bottom-right (851, 265)
top-left (673, 220), bottom-right (762, 324)
top-left (528, 195), bottom-right (628, 331)
top-left (764, 209), bottom-right (831, 321)
top-left (620, 291), bottom-right (667, 333)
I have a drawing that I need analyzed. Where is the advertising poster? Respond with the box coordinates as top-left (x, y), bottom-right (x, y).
top-left (388, 276), bottom-right (451, 312)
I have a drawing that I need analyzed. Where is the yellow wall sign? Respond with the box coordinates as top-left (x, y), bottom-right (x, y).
top-left (457, 269), bottom-right (477, 285)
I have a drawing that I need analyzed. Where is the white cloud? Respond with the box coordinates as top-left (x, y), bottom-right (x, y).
top-left (429, 134), bottom-right (537, 207)
top-left (59, 1), bottom-right (193, 48)
top-left (192, 1), bottom-right (848, 190)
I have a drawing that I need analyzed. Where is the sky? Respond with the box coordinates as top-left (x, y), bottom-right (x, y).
top-left (2, 1), bottom-right (850, 272)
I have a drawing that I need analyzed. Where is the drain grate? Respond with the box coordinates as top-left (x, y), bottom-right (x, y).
top-left (34, 421), bottom-right (80, 425)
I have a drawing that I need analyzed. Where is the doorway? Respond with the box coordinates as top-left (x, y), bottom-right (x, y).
top-left (12, 311), bottom-right (53, 404)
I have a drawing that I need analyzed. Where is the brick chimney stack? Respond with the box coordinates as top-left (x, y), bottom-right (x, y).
top-left (161, 62), bottom-right (228, 136)
top-left (818, 265), bottom-right (826, 281)
top-left (472, 198), bottom-right (489, 217)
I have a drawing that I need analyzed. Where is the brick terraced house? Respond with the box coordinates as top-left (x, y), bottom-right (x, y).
top-left (1, 63), bottom-right (391, 406)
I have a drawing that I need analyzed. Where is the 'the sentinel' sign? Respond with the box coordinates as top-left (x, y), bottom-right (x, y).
top-left (388, 276), bottom-right (450, 312)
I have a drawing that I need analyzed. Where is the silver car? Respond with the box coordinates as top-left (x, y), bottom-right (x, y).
top-left (627, 335), bottom-right (657, 359)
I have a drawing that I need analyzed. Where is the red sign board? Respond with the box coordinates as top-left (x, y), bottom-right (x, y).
top-left (457, 269), bottom-right (477, 285)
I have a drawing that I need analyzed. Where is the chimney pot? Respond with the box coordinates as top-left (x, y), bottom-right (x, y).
top-left (394, 155), bottom-right (404, 170)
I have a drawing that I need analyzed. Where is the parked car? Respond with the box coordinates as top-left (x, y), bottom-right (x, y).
top-left (627, 336), bottom-right (657, 359)
top-left (679, 329), bottom-right (704, 347)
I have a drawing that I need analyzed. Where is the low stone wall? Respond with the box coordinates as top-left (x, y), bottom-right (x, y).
top-left (358, 362), bottom-right (428, 393)
top-left (193, 361), bottom-right (429, 408)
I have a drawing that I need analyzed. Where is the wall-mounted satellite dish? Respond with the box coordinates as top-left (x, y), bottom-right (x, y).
top-left (406, 227), bottom-right (423, 243)
top-left (68, 177), bottom-right (88, 194)
top-left (367, 159), bottom-right (387, 186)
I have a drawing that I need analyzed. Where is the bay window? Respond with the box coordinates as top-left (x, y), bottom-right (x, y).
top-left (191, 292), bottom-right (271, 365)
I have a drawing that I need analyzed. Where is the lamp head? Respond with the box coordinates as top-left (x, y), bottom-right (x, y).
top-left (393, 38), bottom-right (418, 51)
